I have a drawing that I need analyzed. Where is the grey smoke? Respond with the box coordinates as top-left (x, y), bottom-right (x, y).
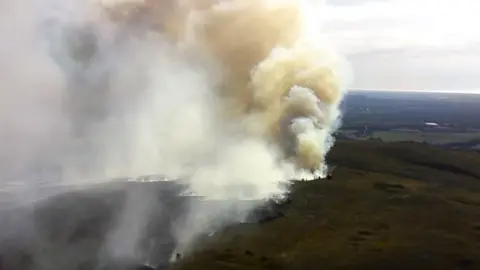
top-left (0, 0), bottom-right (347, 267)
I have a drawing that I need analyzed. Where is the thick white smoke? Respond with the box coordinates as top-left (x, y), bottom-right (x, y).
top-left (0, 0), bottom-right (350, 266)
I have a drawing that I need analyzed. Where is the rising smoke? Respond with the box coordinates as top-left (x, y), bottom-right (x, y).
top-left (0, 0), bottom-right (349, 267)
top-left (101, 0), bottom-right (348, 177)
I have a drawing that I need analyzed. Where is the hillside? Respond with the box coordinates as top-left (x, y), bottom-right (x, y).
top-left (1, 140), bottom-right (479, 270)
top-left (176, 140), bottom-right (480, 270)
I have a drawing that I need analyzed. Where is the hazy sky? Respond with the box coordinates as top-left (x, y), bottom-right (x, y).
top-left (324, 0), bottom-right (480, 91)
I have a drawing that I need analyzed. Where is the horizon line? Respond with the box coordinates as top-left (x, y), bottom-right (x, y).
top-left (349, 89), bottom-right (480, 94)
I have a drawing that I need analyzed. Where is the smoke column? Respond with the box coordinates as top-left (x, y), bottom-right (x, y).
top-left (0, 0), bottom-right (350, 266)
top-left (98, 0), bottom-right (349, 257)
top-left (102, 0), bottom-right (348, 178)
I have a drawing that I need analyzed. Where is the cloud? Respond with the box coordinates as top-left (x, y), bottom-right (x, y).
top-left (324, 0), bottom-right (480, 90)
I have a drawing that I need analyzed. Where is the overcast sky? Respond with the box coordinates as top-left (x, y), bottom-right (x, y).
top-left (324, 0), bottom-right (480, 91)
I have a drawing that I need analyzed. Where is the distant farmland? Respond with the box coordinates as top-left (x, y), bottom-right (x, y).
top-left (339, 91), bottom-right (480, 149)
top-left (371, 131), bottom-right (480, 145)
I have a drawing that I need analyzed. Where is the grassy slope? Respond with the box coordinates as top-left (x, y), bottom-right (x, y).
top-left (176, 140), bottom-right (480, 270)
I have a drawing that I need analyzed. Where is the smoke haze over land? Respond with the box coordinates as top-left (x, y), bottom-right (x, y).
top-left (0, 0), bottom-right (349, 266)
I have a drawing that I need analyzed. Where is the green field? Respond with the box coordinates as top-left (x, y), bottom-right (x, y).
top-left (371, 131), bottom-right (480, 145)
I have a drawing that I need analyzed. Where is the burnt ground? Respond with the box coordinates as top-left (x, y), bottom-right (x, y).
top-left (0, 181), bottom-right (187, 270)
top-left (0, 179), bottom-right (269, 270)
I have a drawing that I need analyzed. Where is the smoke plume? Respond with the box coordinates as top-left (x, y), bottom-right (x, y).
top-left (102, 0), bottom-right (348, 177)
top-left (97, 0), bottom-right (349, 257)
top-left (0, 0), bottom-right (349, 266)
